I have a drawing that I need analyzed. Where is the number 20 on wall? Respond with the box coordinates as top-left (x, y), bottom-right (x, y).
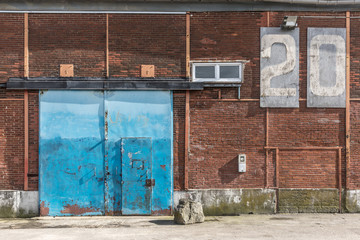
top-left (260, 27), bottom-right (346, 108)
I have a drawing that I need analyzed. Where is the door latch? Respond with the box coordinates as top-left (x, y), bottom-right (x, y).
top-left (145, 179), bottom-right (155, 187)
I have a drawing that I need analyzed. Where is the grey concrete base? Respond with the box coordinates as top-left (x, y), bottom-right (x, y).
top-left (0, 191), bottom-right (39, 217)
top-left (174, 188), bottom-right (347, 215)
top-left (345, 189), bottom-right (360, 213)
top-left (0, 189), bottom-right (356, 217)
top-left (278, 189), bottom-right (341, 213)
top-left (174, 189), bottom-right (276, 215)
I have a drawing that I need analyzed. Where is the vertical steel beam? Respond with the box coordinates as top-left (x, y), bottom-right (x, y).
top-left (346, 11), bottom-right (350, 190)
top-left (265, 109), bottom-right (269, 188)
top-left (265, 11), bottom-right (270, 188)
top-left (186, 12), bottom-right (190, 79)
top-left (275, 148), bottom-right (279, 189)
top-left (106, 14), bottom-right (109, 78)
top-left (24, 91), bottom-right (28, 191)
top-left (184, 12), bottom-right (190, 190)
top-left (275, 148), bottom-right (279, 213)
top-left (338, 148), bottom-right (342, 213)
top-left (24, 13), bottom-right (29, 78)
top-left (24, 13), bottom-right (29, 191)
top-left (184, 90), bottom-right (190, 190)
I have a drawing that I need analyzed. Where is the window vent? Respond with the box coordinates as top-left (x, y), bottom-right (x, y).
top-left (192, 62), bottom-right (243, 83)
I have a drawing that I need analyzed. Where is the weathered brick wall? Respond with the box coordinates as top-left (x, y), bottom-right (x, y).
top-left (109, 14), bottom-right (186, 78)
top-left (186, 12), bottom-right (346, 189)
top-left (0, 14), bottom-right (23, 83)
top-left (0, 90), bottom-right (24, 190)
top-left (191, 12), bottom-right (266, 99)
top-left (350, 101), bottom-right (360, 189)
top-left (0, 12), bottom-right (357, 192)
top-left (269, 101), bottom-right (344, 188)
top-left (189, 97), bottom-right (266, 188)
top-left (173, 91), bottom-right (186, 190)
top-left (29, 14), bottom-right (106, 77)
top-left (349, 13), bottom-right (360, 190)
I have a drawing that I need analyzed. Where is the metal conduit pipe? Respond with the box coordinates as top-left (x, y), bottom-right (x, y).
top-left (261, 0), bottom-right (360, 5)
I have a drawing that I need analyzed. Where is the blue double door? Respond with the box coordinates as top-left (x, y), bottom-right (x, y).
top-left (39, 91), bottom-right (173, 216)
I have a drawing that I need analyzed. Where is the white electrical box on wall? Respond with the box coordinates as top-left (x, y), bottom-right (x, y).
top-left (238, 154), bottom-right (246, 172)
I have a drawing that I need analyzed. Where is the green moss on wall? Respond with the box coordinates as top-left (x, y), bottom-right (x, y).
top-left (278, 189), bottom-right (340, 213)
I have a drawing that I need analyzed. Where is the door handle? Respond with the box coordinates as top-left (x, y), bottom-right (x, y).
top-left (145, 179), bottom-right (155, 187)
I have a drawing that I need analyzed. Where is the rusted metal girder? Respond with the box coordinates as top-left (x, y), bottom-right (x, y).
top-left (345, 11), bottom-right (351, 190)
top-left (106, 14), bottom-right (109, 78)
top-left (24, 13), bottom-right (29, 191)
top-left (184, 12), bottom-right (190, 190)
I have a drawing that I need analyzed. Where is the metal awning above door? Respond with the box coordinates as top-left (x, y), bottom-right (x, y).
top-left (6, 77), bottom-right (204, 90)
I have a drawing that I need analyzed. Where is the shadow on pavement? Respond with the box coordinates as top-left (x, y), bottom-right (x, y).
top-left (149, 220), bottom-right (176, 225)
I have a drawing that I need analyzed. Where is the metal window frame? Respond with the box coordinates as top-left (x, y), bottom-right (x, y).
top-left (192, 62), bottom-right (243, 83)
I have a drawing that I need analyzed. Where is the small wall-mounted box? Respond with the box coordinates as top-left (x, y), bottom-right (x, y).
top-left (141, 65), bottom-right (155, 78)
top-left (238, 154), bottom-right (246, 172)
top-left (60, 64), bottom-right (74, 77)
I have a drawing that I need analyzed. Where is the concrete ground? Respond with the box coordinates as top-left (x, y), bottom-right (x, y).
top-left (0, 214), bottom-right (359, 240)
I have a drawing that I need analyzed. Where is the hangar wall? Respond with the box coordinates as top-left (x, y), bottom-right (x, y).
top-left (0, 11), bottom-right (360, 216)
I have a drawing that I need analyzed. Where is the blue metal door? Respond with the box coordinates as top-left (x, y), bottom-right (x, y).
top-left (121, 138), bottom-right (152, 215)
top-left (40, 90), bottom-right (173, 216)
top-left (105, 91), bottom-right (173, 215)
top-left (39, 91), bottom-right (105, 216)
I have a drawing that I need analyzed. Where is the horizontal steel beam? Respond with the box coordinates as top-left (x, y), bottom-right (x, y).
top-left (6, 78), bottom-right (204, 90)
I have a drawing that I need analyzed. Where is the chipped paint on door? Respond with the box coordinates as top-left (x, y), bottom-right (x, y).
top-left (121, 138), bottom-right (152, 215)
top-left (39, 91), bottom-right (105, 216)
top-left (105, 91), bottom-right (173, 215)
top-left (39, 90), bottom-right (173, 216)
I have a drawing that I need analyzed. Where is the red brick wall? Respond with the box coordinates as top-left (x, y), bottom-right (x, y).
top-left (0, 14), bottom-right (24, 83)
top-left (29, 14), bottom-right (106, 78)
top-left (0, 12), bottom-right (357, 192)
top-left (188, 96), bottom-right (266, 188)
top-left (269, 103), bottom-right (344, 188)
top-left (173, 91), bottom-right (186, 190)
top-left (349, 13), bottom-right (360, 189)
top-left (0, 90), bottom-right (24, 190)
top-left (186, 12), bottom-right (346, 189)
top-left (191, 12), bottom-right (266, 99)
top-left (109, 14), bottom-right (186, 78)
top-left (278, 150), bottom-right (338, 188)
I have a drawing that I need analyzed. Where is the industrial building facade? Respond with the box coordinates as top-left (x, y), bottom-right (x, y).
top-left (1, 1), bottom-right (360, 216)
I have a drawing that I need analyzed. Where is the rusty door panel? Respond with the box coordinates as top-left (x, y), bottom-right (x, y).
top-left (39, 91), bottom-right (105, 216)
top-left (121, 138), bottom-right (152, 215)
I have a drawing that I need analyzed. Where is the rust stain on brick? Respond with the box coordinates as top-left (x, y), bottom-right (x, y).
top-left (40, 201), bottom-right (49, 216)
top-left (60, 204), bottom-right (99, 215)
top-left (200, 38), bottom-right (217, 45)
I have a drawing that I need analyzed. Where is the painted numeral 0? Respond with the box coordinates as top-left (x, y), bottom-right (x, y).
top-left (309, 35), bottom-right (345, 97)
top-left (307, 28), bottom-right (346, 108)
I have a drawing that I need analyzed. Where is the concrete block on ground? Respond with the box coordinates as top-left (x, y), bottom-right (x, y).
top-left (174, 199), bottom-right (205, 225)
